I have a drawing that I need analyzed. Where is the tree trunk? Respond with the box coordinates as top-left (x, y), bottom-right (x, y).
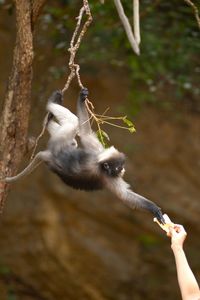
top-left (0, 0), bottom-right (46, 211)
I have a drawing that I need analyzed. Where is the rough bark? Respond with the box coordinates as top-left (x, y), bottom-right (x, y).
top-left (31, 0), bottom-right (46, 27)
top-left (0, 0), bottom-right (46, 211)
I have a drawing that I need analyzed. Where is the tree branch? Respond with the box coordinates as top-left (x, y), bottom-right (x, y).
top-left (133, 0), bottom-right (140, 45)
top-left (114, 0), bottom-right (140, 55)
top-left (184, 0), bottom-right (200, 29)
top-left (0, 0), bottom-right (46, 211)
top-left (31, 0), bottom-right (47, 27)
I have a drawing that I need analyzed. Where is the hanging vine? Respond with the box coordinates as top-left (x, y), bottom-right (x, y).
top-left (31, 0), bottom-right (136, 158)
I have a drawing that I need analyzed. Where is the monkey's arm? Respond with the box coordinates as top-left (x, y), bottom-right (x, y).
top-left (106, 177), bottom-right (165, 224)
top-left (4, 151), bottom-right (51, 183)
top-left (77, 88), bottom-right (104, 152)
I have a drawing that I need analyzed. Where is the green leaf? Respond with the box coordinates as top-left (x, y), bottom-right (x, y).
top-left (123, 117), bottom-right (136, 133)
top-left (128, 127), bottom-right (136, 133)
top-left (101, 130), bottom-right (110, 141)
top-left (96, 129), bottom-right (110, 148)
top-left (123, 117), bottom-right (135, 127)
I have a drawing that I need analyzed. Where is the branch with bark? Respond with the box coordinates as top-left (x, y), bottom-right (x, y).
top-left (114, 0), bottom-right (140, 55)
top-left (0, 0), bottom-right (46, 211)
top-left (184, 0), bottom-right (200, 29)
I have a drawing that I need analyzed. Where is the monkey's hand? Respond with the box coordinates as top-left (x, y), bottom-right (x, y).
top-left (154, 214), bottom-right (174, 233)
top-left (48, 90), bottom-right (63, 105)
top-left (80, 88), bottom-right (89, 102)
top-left (154, 208), bottom-right (165, 225)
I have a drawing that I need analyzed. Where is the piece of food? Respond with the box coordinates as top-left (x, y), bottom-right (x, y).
top-left (153, 214), bottom-right (174, 233)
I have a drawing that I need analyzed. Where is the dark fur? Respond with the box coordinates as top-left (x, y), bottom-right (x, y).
top-left (100, 155), bottom-right (125, 177)
top-left (49, 148), bottom-right (102, 190)
top-left (48, 148), bottom-right (125, 191)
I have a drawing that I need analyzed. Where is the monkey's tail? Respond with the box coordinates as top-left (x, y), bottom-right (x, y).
top-left (3, 151), bottom-right (47, 183)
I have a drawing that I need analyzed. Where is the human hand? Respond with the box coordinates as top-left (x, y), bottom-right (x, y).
top-left (154, 213), bottom-right (174, 233)
top-left (167, 224), bottom-right (187, 251)
top-left (153, 215), bottom-right (187, 250)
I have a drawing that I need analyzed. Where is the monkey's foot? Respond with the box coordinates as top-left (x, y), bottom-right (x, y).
top-left (48, 90), bottom-right (63, 105)
top-left (80, 88), bottom-right (89, 102)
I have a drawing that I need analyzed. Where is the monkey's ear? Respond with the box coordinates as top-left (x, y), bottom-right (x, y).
top-left (80, 88), bottom-right (89, 102)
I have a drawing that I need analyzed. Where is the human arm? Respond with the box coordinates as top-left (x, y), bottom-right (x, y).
top-left (169, 225), bottom-right (200, 300)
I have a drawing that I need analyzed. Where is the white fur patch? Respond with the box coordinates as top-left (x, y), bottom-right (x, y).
top-left (98, 146), bottom-right (119, 162)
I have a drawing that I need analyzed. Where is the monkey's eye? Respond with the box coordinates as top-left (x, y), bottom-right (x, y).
top-left (103, 162), bottom-right (109, 169)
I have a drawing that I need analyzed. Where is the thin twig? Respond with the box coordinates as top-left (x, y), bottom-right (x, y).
top-left (85, 98), bottom-right (107, 144)
top-left (85, 99), bottom-right (98, 122)
top-left (85, 97), bottom-right (136, 142)
top-left (30, 114), bottom-right (49, 160)
top-left (62, 0), bottom-right (93, 93)
top-left (102, 121), bottom-right (131, 130)
top-left (184, 0), bottom-right (200, 29)
top-left (70, 7), bottom-right (85, 49)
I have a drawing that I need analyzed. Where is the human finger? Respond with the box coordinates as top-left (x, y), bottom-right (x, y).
top-left (173, 224), bottom-right (187, 235)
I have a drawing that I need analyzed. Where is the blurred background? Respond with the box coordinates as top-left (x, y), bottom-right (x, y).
top-left (0, 0), bottom-right (200, 299)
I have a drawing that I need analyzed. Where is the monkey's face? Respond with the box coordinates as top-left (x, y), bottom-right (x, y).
top-left (100, 157), bottom-right (125, 178)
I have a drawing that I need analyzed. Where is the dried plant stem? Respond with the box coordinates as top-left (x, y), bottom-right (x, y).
top-left (62, 0), bottom-right (93, 93)
top-left (101, 121), bottom-right (130, 130)
top-left (85, 99), bottom-right (135, 138)
top-left (30, 114), bottom-right (48, 160)
top-left (85, 99), bottom-right (98, 123)
top-left (85, 99), bottom-right (105, 143)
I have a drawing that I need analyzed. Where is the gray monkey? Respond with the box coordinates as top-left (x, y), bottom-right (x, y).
top-left (4, 88), bottom-right (165, 224)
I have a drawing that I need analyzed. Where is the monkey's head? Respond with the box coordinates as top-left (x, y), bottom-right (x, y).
top-left (98, 147), bottom-right (126, 177)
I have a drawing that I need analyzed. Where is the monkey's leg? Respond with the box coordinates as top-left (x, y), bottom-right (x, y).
top-left (4, 151), bottom-right (51, 183)
top-left (77, 88), bottom-right (92, 135)
top-left (47, 103), bottom-right (79, 149)
top-left (48, 90), bottom-right (63, 105)
top-left (47, 120), bottom-right (60, 137)
top-left (47, 90), bottom-right (63, 123)
top-left (47, 102), bottom-right (78, 126)
top-left (77, 88), bottom-right (104, 152)
top-left (53, 123), bottom-right (78, 141)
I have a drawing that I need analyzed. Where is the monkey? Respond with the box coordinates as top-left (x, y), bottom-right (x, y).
top-left (4, 88), bottom-right (165, 224)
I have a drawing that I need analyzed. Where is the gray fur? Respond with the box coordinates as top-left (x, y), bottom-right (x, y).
top-left (4, 88), bottom-right (164, 224)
